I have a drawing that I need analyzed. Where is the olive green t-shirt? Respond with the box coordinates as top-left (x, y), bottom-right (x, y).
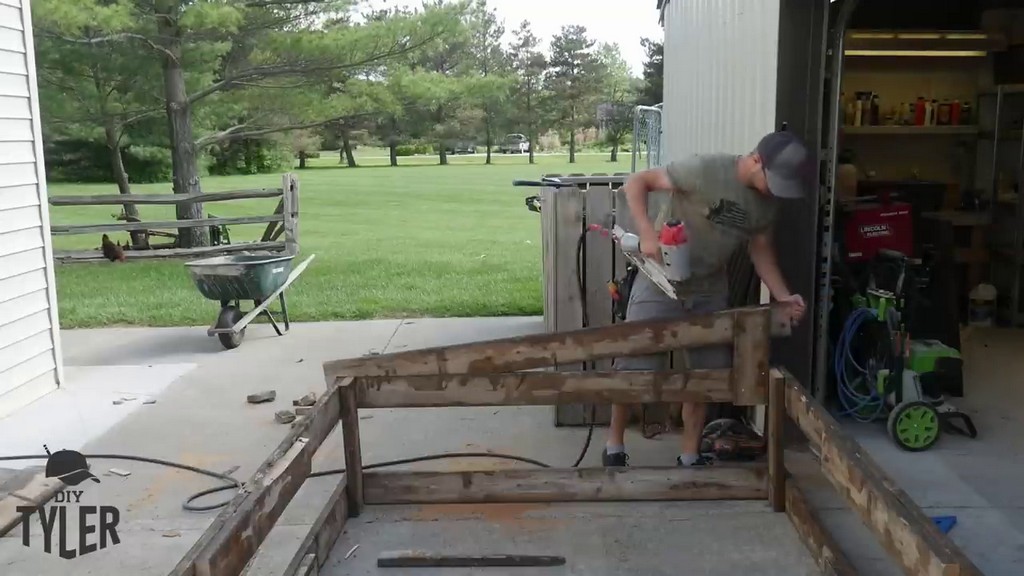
top-left (656, 153), bottom-right (778, 296)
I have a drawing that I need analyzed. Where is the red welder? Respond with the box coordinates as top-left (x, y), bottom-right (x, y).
top-left (841, 197), bottom-right (914, 262)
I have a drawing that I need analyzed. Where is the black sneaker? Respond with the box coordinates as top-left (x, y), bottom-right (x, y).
top-left (601, 448), bottom-right (629, 467)
top-left (677, 454), bottom-right (714, 467)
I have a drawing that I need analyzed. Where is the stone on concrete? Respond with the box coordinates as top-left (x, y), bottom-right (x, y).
top-left (295, 406), bottom-right (313, 416)
top-left (247, 390), bottom-right (277, 404)
top-left (292, 393), bottom-right (316, 407)
top-left (275, 410), bottom-right (296, 424)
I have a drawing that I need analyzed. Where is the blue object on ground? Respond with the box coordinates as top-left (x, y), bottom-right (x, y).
top-left (931, 515), bottom-right (957, 534)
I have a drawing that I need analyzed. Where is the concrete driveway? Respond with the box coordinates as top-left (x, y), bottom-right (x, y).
top-left (0, 316), bottom-right (827, 575)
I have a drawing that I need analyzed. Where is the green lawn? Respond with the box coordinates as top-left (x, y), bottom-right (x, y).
top-left (51, 150), bottom-right (630, 328)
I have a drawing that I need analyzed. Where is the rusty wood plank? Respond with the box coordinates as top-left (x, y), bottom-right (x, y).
top-left (280, 476), bottom-right (348, 576)
top-left (339, 380), bottom-right (363, 518)
top-left (377, 551), bottom-right (566, 568)
top-left (784, 372), bottom-right (980, 576)
top-left (0, 472), bottom-right (63, 537)
top-left (355, 369), bottom-right (733, 408)
top-left (731, 307), bottom-right (771, 406)
top-left (171, 385), bottom-right (342, 576)
top-left (551, 183), bottom-right (615, 426)
top-left (584, 184), bottom-right (615, 333)
top-left (324, 305), bottom-right (791, 383)
top-left (292, 554), bottom-right (317, 576)
top-left (767, 369), bottom-right (786, 513)
top-left (363, 465), bottom-right (767, 505)
top-left (785, 477), bottom-right (860, 576)
top-left (540, 186), bottom-right (558, 332)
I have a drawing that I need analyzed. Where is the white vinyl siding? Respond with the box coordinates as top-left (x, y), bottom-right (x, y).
top-left (0, 0), bottom-right (61, 417)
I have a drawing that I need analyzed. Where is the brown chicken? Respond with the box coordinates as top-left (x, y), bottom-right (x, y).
top-left (101, 234), bottom-right (126, 262)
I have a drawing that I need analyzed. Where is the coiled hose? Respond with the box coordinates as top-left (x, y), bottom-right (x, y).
top-left (833, 307), bottom-right (888, 423)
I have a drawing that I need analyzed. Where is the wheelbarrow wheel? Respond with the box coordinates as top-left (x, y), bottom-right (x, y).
top-left (216, 306), bottom-right (245, 350)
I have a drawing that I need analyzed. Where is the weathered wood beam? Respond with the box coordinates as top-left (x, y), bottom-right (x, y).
top-left (784, 372), bottom-right (981, 576)
top-left (356, 369), bottom-right (735, 408)
top-left (785, 477), bottom-right (860, 576)
top-left (731, 302), bottom-right (771, 406)
top-left (362, 465), bottom-right (768, 505)
top-left (48, 188), bottom-right (283, 206)
top-left (55, 241), bottom-right (286, 263)
top-left (339, 380), bottom-right (363, 518)
top-left (767, 369), bottom-right (786, 512)
top-left (51, 214), bottom-right (282, 235)
top-left (280, 476), bottom-right (348, 576)
top-left (324, 306), bottom-right (790, 383)
top-left (170, 386), bottom-right (342, 576)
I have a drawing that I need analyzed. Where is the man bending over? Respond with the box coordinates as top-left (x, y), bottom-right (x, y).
top-left (603, 130), bottom-right (811, 467)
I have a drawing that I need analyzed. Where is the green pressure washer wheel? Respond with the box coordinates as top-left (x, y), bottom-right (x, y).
top-left (887, 400), bottom-right (941, 452)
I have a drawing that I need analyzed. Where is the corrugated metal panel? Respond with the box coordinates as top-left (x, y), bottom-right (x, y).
top-left (661, 0), bottom-right (781, 160)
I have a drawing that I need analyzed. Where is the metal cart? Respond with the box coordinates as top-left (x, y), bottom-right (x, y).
top-left (184, 252), bottom-right (315, 349)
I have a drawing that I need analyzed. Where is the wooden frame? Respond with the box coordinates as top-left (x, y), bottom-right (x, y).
top-left (170, 306), bottom-right (984, 576)
top-left (49, 174), bottom-right (300, 262)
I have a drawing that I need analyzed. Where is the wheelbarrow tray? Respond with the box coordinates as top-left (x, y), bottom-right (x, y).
top-left (185, 253), bottom-right (295, 301)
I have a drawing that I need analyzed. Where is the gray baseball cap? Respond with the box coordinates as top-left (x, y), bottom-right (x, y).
top-left (756, 130), bottom-right (813, 199)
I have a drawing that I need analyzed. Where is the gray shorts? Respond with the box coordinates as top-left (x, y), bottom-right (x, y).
top-left (612, 274), bottom-right (732, 371)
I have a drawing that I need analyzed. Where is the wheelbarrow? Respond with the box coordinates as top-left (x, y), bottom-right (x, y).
top-left (184, 253), bottom-right (315, 349)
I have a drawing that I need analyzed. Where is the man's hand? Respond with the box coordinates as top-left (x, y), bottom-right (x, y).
top-left (777, 294), bottom-right (806, 325)
top-left (640, 230), bottom-right (662, 262)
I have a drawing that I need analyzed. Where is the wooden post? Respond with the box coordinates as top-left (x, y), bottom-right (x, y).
top-left (785, 479), bottom-right (859, 575)
top-left (784, 372), bottom-right (982, 576)
top-left (339, 378), bottom-right (364, 518)
top-left (282, 173), bottom-right (299, 254)
top-left (730, 308), bottom-right (771, 406)
top-left (767, 369), bottom-right (785, 512)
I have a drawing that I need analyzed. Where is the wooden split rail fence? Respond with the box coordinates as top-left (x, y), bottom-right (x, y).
top-left (48, 173), bottom-right (299, 262)
top-left (168, 303), bottom-right (984, 576)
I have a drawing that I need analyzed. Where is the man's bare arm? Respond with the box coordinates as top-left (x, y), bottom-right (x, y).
top-left (623, 167), bottom-right (676, 244)
top-left (748, 231), bottom-right (792, 300)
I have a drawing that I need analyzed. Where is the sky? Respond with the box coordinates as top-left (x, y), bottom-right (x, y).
top-left (364, 0), bottom-right (665, 75)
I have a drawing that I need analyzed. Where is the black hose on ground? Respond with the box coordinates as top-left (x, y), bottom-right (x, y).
top-left (0, 233), bottom-right (603, 513)
top-left (0, 452), bottom-right (553, 513)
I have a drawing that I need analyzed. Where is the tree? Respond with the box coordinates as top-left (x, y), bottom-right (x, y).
top-left (638, 37), bottom-right (664, 106)
top-left (32, 0), bottom-right (163, 247)
top-left (467, 0), bottom-right (511, 164)
top-left (508, 20), bottom-right (547, 164)
top-left (545, 25), bottom-right (602, 164)
top-left (405, 1), bottom-right (479, 166)
top-left (595, 43), bottom-right (636, 162)
top-left (39, 0), bottom-right (461, 247)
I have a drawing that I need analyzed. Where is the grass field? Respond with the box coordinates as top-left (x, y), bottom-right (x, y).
top-left (51, 150), bottom-right (631, 328)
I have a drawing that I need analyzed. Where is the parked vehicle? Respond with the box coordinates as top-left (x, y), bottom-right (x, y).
top-left (443, 140), bottom-right (478, 155)
top-left (499, 133), bottom-right (530, 154)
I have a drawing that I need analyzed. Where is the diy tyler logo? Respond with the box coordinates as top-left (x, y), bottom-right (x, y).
top-left (16, 445), bottom-right (121, 559)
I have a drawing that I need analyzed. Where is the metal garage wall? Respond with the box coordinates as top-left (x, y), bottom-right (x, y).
top-left (772, 0), bottom-right (831, 393)
top-left (660, 0), bottom-right (782, 160)
top-left (0, 0), bottom-right (62, 418)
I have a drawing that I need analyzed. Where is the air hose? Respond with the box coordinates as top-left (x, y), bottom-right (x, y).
top-left (833, 307), bottom-right (888, 422)
top-left (0, 451), bottom-right (554, 513)
top-left (0, 221), bottom-right (603, 514)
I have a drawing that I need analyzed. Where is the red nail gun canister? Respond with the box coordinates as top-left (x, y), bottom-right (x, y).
top-left (659, 220), bottom-right (691, 282)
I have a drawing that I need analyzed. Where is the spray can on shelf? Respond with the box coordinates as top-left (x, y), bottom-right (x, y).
top-left (659, 219), bottom-right (691, 282)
